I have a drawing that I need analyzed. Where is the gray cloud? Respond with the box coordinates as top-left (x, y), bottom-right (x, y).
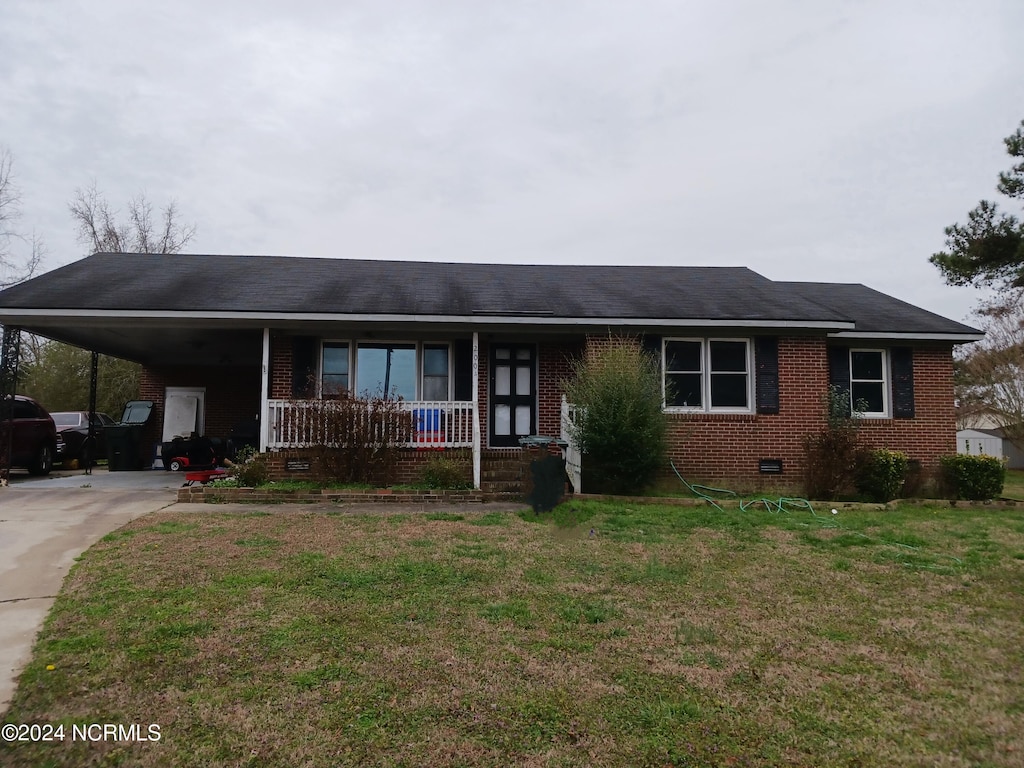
top-left (2, 0), bottom-right (1021, 321)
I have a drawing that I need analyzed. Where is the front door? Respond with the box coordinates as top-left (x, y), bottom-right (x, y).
top-left (489, 344), bottom-right (536, 447)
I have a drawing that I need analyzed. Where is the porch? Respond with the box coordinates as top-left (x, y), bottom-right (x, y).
top-left (263, 396), bottom-right (580, 493)
top-left (266, 398), bottom-right (476, 450)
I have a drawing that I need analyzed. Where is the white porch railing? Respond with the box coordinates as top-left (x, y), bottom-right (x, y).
top-left (560, 396), bottom-right (582, 493)
top-left (266, 399), bottom-right (475, 450)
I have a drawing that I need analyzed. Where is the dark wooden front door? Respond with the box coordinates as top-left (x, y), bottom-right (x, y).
top-left (489, 344), bottom-right (536, 447)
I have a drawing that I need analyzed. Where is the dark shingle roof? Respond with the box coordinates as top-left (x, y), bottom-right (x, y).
top-left (778, 282), bottom-right (979, 336)
top-left (0, 252), bottom-right (981, 337)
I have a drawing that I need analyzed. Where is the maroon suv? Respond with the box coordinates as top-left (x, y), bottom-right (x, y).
top-left (1, 395), bottom-right (62, 475)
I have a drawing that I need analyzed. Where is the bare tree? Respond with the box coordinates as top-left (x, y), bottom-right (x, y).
top-left (0, 147), bottom-right (44, 289)
top-left (69, 182), bottom-right (196, 254)
top-left (956, 293), bottom-right (1024, 450)
top-left (17, 184), bottom-right (200, 413)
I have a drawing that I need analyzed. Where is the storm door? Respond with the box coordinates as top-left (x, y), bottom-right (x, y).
top-left (489, 344), bottom-right (536, 447)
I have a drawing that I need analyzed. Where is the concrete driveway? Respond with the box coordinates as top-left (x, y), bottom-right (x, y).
top-left (0, 469), bottom-right (178, 714)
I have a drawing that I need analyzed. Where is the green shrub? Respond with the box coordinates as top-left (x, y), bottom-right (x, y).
top-left (939, 454), bottom-right (1006, 500)
top-left (564, 336), bottom-right (667, 495)
top-left (234, 452), bottom-right (269, 487)
top-left (419, 451), bottom-right (472, 489)
top-left (803, 387), bottom-right (861, 500)
top-left (855, 448), bottom-right (909, 502)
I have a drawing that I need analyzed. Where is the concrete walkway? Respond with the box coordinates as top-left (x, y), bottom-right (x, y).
top-left (0, 470), bottom-right (178, 714)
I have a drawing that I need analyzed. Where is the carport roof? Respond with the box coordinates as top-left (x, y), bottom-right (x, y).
top-left (0, 252), bottom-right (982, 363)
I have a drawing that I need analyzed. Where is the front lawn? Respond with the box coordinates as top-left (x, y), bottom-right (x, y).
top-left (4, 501), bottom-right (1024, 767)
top-left (1002, 468), bottom-right (1024, 500)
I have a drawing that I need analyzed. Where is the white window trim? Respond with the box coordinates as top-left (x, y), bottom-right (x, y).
top-left (849, 348), bottom-right (889, 418)
top-left (319, 340), bottom-right (452, 401)
top-left (420, 342), bottom-right (453, 401)
top-left (663, 338), bottom-right (753, 414)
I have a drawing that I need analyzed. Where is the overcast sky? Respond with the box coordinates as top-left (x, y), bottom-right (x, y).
top-left (2, 0), bottom-right (1022, 323)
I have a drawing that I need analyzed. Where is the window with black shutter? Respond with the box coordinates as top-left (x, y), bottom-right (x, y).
top-left (826, 346), bottom-right (914, 418)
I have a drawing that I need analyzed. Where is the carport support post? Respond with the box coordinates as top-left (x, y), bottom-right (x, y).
top-left (0, 325), bottom-right (21, 483)
top-left (86, 351), bottom-right (98, 474)
top-left (472, 331), bottom-right (480, 490)
top-left (259, 328), bottom-right (270, 453)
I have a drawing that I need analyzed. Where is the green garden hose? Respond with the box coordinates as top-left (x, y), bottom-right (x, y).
top-left (668, 461), bottom-right (962, 571)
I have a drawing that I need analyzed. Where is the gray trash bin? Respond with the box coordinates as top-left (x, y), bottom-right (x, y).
top-left (518, 435), bottom-right (569, 513)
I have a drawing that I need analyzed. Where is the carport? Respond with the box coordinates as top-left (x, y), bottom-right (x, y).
top-left (0, 260), bottom-right (271, 479)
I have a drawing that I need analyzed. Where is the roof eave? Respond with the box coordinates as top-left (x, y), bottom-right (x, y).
top-left (828, 330), bottom-right (984, 343)
top-left (0, 307), bottom-right (857, 331)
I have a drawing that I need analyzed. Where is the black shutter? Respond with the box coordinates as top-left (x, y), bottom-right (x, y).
top-left (453, 339), bottom-right (473, 401)
top-left (754, 337), bottom-right (780, 414)
top-left (891, 347), bottom-right (915, 419)
top-left (827, 346), bottom-right (850, 398)
top-left (292, 336), bottom-right (317, 398)
top-left (641, 334), bottom-right (662, 361)
top-left (641, 335), bottom-right (663, 400)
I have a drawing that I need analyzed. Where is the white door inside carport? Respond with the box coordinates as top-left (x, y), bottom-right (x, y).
top-left (162, 387), bottom-right (206, 442)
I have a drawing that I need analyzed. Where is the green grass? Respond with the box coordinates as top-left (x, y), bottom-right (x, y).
top-left (1002, 468), bottom-right (1024, 500)
top-left (4, 501), bottom-right (1024, 767)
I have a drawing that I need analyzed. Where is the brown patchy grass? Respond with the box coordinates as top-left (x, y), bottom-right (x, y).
top-left (3, 501), bottom-right (1024, 767)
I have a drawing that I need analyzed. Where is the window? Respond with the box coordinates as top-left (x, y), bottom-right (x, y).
top-left (319, 341), bottom-right (452, 401)
top-left (321, 342), bottom-right (350, 396)
top-left (709, 340), bottom-right (749, 408)
top-left (357, 343), bottom-right (416, 399)
top-left (665, 340), bottom-right (703, 408)
top-left (849, 349), bottom-right (887, 416)
top-left (664, 339), bottom-right (751, 412)
top-left (422, 344), bottom-right (451, 400)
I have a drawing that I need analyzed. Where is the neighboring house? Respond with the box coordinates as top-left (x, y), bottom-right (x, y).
top-left (992, 427), bottom-right (1024, 470)
top-left (0, 253), bottom-right (983, 491)
top-left (957, 427), bottom-right (1024, 469)
top-left (956, 405), bottom-right (1005, 431)
top-left (957, 429), bottom-right (1004, 460)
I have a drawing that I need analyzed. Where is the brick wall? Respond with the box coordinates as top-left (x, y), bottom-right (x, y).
top-left (853, 345), bottom-right (957, 466)
top-left (661, 338), bottom-right (957, 491)
top-left (264, 447), bottom-right (473, 486)
top-left (538, 340), bottom-right (582, 437)
top-left (139, 334), bottom-right (957, 493)
top-left (139, 365), bottom-right (262, 456)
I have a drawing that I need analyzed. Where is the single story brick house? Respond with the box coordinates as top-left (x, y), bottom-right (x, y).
top-left (0, 252), bottom-right (982, 491)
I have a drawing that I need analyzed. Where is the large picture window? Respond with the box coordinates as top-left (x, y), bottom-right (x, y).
top-left (319, 341), bottom-right (451, 401)
top-left (357, 343), bottom-right (416, 400)
top-left (664, 338), bottom-right (751, 412)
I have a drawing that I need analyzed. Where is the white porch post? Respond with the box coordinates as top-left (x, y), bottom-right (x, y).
top-left (472, 331), bottom-right (481, 490)
top-left (259, 328), bottom-right (270, 452)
